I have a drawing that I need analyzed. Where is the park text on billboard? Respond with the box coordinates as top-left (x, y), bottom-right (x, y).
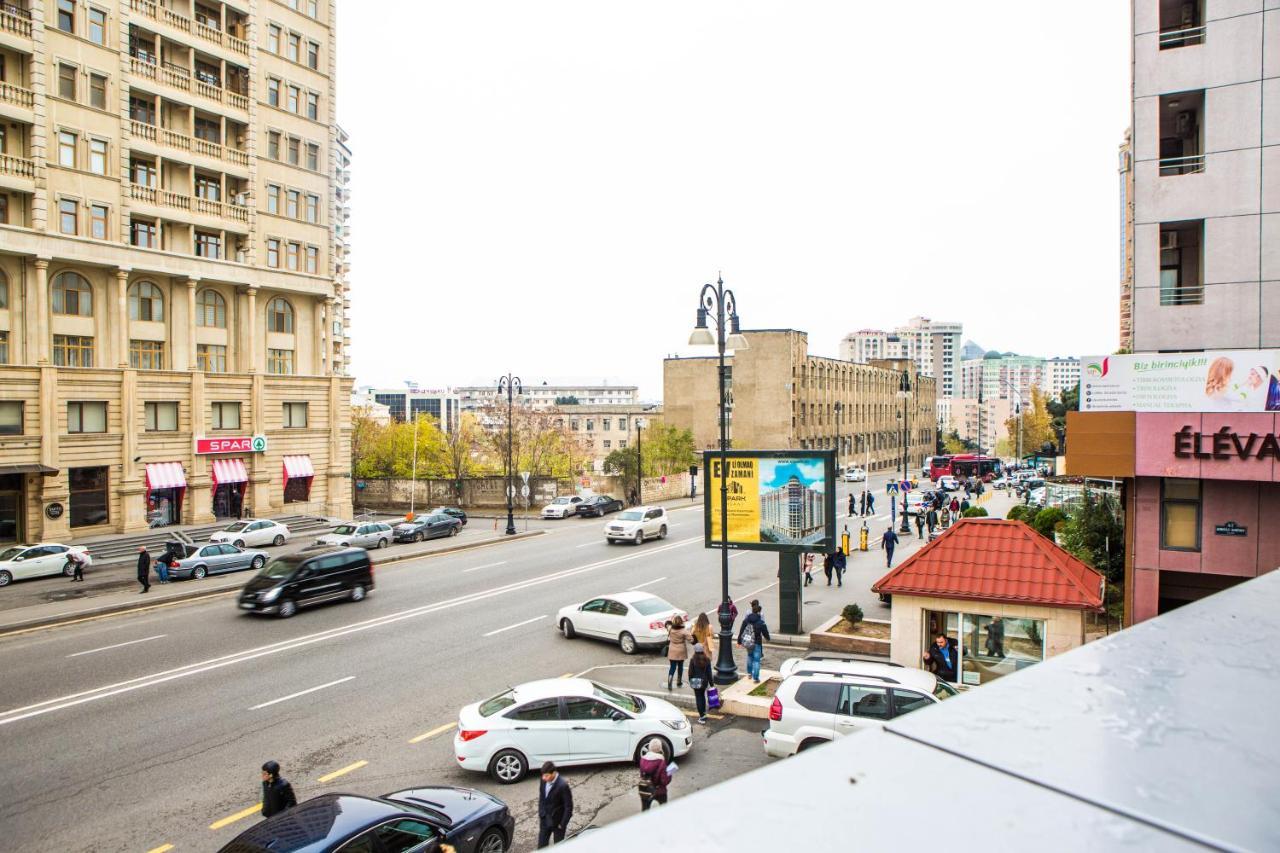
top-left (702, 450), bottom-right (836, 553)
top-left (1081, 350), bottom-right (1280, 413)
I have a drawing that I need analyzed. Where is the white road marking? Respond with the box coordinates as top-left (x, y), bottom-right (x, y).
top-left (249, 676), bottom-right (354, 710)
top-left (574, 541), bottom-right (599, 548)
top-left (461, 561), bottom-right (507, 573)
top-left (66, 634), bottom-right (167, 658)
top-left (482, 615), bottom-right (546, 637)
top-left (0, 537), bottom-right (701, 727)
top-left (628, 577), bottom-right (666, 590)
top-left (734, 581), bottom-right (778, 604)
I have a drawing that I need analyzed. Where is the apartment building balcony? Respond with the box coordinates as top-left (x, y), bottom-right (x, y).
top-left (128, 53), bottom-right (249, 113)
top-left (129, 119), bottom-right (249, 169)
top-left (126, 182), bottom-right (249, 226)
top-left (0, 79), bottom-right (33, 116)
top-left (0, 2), bottom-right (31, 39)
top-left (0, 151), bottom-right (34, 179)
top-left (128, 0), bottom-right (249, 57)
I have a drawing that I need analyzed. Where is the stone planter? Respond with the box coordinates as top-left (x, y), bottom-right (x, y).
top-left (809, 614), bottom-right (892, 657)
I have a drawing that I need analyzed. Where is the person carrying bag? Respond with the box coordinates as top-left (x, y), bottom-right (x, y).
top-left (637, 739), bottom-right (671, 812)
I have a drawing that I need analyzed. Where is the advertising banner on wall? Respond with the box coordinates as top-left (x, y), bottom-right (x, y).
top-left (1081, 351), bottom-right (1280, 413)
top-left (702, 450), bottom-right (836, 553)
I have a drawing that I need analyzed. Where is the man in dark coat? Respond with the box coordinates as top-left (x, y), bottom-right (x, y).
top-left (537, 761), bottom-right (573, 847)
top-left (847, 492), bottom-right (855, 517)
top-left (881, 527), bottom-right (900, 568)
top-left (923, 634), bottom-right (960, 682)
top-left (136, 547), bottom-right (151, 593)
top-left (822, 551), bottom-right (834, 586)
top-left (832, 548), bottom-right (846, 588)
top-left (260, 760), bottom-right (297, 817)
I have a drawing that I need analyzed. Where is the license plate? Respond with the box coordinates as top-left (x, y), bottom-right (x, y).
top-left (239, 602), bottom-right (256, 609)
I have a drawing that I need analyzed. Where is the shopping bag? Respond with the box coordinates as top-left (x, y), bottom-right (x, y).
top-left (706, 686), bottom-right (721, 709)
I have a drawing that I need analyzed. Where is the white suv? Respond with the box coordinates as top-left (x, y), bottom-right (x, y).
top-left (604, 506), bottom-right (669, 544)
top-left (762, 656), bottom-right (958, 758)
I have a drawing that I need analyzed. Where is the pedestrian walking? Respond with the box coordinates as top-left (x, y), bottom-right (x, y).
top-left (691, 612), bottom-right (716, 660)
top-left (537, 762), bottom-right (573, 848)
top-left (926, 507), bottom-right (938, 534)
top-left (737, 600), bottom-right (771, 683)
top-left (847, 493), bottom-right (855, 518)
top-left (984, 616), bottom-right (1005, 657)
top-left (665, 615), bottom-right (691, 690)
top-left (822, 551), bottom-right (834, 586)
top-left (802, 552), bottom-right (815, 587)
top-left (866, 492), bottom-right (875, 515)
top-left (688, 644), bottom-right (713, 723)
top-left (260, 760), bottom-right (297, 818)
top-left (832, 548), bottom-right (846, 587)
top-left (136, 546), bottom-right (151, 594)
top-left (858, 490), bottom-right (867, 516)
top-left (960, 498), bottom-right (971, 514)
top-left (914, 511), bottom-right (925, 539)
top-left (637, 738), bottom-right (672, 810)
top-left (881, 527), bottom-right (900, 568)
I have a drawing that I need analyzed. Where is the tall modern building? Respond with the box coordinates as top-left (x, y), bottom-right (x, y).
top-left (841, 316), bottom-right (962, 400)
top-left (0, 0), bottom-right (352, 542)
top-left (357, 387), bottom-right (458, 432)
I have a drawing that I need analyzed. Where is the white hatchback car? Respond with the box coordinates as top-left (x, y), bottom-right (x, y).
top-left (557, 591), bottom-right (688, 654)
top-left (541, 496), bottom-right (584, 519)
top-left (604, 506), bottom-right (669, 544)
top-left (762, 656), bottom-right (958, 758)
top-left (455, 678), bottom-right (693, 784)
top-left (0, 543), bottom-right (89, 587)
top-left (209, 519), bottom-right (291, 548)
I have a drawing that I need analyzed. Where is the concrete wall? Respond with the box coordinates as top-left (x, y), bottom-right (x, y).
top-left (353, 476), bottom-right (565, 511)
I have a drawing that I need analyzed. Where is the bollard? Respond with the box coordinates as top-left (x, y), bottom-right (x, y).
top-left (859, 522), bottom-right (869, 551)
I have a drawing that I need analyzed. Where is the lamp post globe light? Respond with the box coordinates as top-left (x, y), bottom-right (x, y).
top-left (897, 371), bottom-right (912, 535)
top-left (688, 275), bottom-right (747, 685)
top-left (496, 373), bottom-right (522, 536)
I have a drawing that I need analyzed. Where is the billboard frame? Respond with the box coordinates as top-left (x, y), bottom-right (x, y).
top-left (701, 449), bottom-right (837, 554)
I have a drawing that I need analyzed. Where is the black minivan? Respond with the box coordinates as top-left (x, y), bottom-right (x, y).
top-left (238, 547), bottom-right (373, 618)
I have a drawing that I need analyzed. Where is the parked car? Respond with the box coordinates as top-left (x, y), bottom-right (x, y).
top-left (394, 514), bottom-right (462, 543)
top-left (1027, 487), bottom-right (1047, 507)
top-left (238, 547), bottom-right (373, 618)
top-left (541, 496), bottom-right (584, 519)
top-left (557, 591), bottom-right (688, 654)
top-left (427, 506), bottom-right (468, 526)
top-left (316, 521), bottom-right (394, 550)
top-left (218, 787), bottom-right (514, 853)
top-left (166, 542), bottom-right (268, 580)
top-left (762, 656), bottom-right (958, 758)
top-left (0, 543), bottom-right (88, 587)
top-left (842, 467), bottom-right (867, 482)
top-left (454, 678), bottom-right (693, 784)
top-left (604, 506), bottom-right (669, 544)
top-left (991, 476), bottom-right (1010, 490)
top-left (936, 475), bottom-right (960, 492)
top-left (209, 519), bottom-right (291, 548)
top-left (577, 495), bottom-right (624, 518)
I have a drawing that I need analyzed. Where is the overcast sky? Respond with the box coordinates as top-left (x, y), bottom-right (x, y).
top-left (337, 2), bottom-right (1130, 399)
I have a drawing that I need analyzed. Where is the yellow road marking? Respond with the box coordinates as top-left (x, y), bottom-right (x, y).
top-left (146, 845), bottom-right (175, 853)
top-left (684, 710), bottom-right (725, 721)
top-left (209, 803), bottom-right (262, 831)
top-left (318, 759), bottom-right (368, 783)
top-left (409, 722), bottom-right (456, 744)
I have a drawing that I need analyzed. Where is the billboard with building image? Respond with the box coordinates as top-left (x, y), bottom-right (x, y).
top-left (702, 450), bottom-right (836, 553)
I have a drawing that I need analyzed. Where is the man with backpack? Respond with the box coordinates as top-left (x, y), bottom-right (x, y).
top-left (737, 600), bottom-right (771, 683)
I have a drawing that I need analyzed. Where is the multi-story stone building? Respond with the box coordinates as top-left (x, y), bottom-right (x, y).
top-left (0, 0), bottom-right (351, 542)
top-left (664, 330), bottom-right (936, 474)
top-left (549, 403), bottom-right (662, 473)
top-left (455, 382), bottom-right (640, 412)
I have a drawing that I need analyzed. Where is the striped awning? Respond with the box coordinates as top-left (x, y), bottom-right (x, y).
top-left (145, 462), bottom-right (187, 491)
top-left (283, 455), bottom-right (315, 479)
top-left (211, 457), bottom-right (249, 487)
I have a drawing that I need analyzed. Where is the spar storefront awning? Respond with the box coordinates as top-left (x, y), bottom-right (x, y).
top-left (145, 462), bottom-right (187, 491)
top-left (211, 458), bottom-right (249, 488)
top-left (283, 455), bottom-right (315, 480)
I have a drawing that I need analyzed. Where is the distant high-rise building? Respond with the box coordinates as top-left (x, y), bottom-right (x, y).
top-left (841, 317), bottom-right (962, 399)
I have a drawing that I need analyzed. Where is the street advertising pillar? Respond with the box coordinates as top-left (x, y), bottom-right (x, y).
top-left (777, 552), bottom-right (802, 635)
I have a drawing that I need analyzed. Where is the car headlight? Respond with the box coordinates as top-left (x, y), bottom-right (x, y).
top-left (259, 588), bottom-right (281, 603)
top-left (661, 719), bottom-right (688, 730)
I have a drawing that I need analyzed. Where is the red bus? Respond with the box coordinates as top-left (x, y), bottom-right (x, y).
top-left (926, 456), bottom-right (953, 480)
top-left (948, 454), bottom-right (1003, 481)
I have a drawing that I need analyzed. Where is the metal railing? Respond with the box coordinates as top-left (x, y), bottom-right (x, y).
top-left (1159, 25), bottom-right (1206, 49)
top-left (1159, 154), bottom-right (1205, 176)
top-left (1160, 284), bottom-right (1204, 306)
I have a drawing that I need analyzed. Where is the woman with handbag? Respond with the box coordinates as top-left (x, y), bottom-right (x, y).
top-left (665, 615), bottom-right (691, 690)
top-left (688, 644), bottom-right (713, 724)
top-left (637, 738), bottom-right (671, 811)
top-left (690, 612), bottom-right (716, 661)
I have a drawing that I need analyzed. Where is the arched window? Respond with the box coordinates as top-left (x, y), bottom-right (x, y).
top-left (52, 271), bottom-right (92, 316)
top-left (196, 289), bottom-right (226, 328)
top-left (0, 270), bottom-right (7, 308)
top-left (128, 281), bottom-right (164, 321)
top-left (266, 297), bottom-right (294, 333)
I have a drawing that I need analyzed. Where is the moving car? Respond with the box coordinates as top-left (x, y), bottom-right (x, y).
top-left (936, 475), bottom-right (960, 492)
top-left (166, 542), bottom-right (268, 580)
top-left (209, 519), bottom-right (291, 548)
top-left (991, 476), bottom-right (1010, 490)
top-left (316, 521), bottom-right (394, 549)
top-left (394, 514), bottom-right (462, 543)
top-left (238, 547), bottom-right (373, 618)
top-left (576, 495), bottom-right (624, 518)
top-left (557, 591), bottom-right (688, 654)
top-left (218, 787), bottom-right (514, 853)
top-left (604, 506), bottom-right (669, 544)
top-left (541, 496), bottom-right (584, 519)
top-left (762, 656), bottom-right (958, 758)
top-left (428, 506), bottom-right (468, 526)
top-left (0, 543), bottom-right (88, 587)
top-left (842, 466), bottom-right (867, 482)
top-left (454, 678), bottom-right (693, 784)
top-left (904, 492), bottom-right (932, 516)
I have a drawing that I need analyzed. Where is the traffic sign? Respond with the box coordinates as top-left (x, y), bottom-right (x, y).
top-left (507, 485), bottom-right (516, 498)
top-left (520, 471), bottom-right (530, 484)
top-left (520, 484), bottom-right (530, 498)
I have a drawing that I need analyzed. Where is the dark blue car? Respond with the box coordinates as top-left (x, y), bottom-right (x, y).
top-left (218, 787), bottom-right (513, 853)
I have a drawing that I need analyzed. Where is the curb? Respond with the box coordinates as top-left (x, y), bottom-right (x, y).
top-left (0, 530), bottom-right (546, 637)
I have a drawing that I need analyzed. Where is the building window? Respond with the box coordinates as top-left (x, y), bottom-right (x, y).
top-left (267, 77), bottom-right (280, 107)
top-left (195, 174), bottom-right (220, 201)
top-left (58, 199), bottom-right (77, 235)
top-left (266, 184), bottom-right (280, 214)
top-left (88, 7), bottom-right (107, 44)
top-left (286, 189), bottom-right (299, 218)
top-left (197, 343), bottom-right (227, 373)
top-left (286, 241), bottom-right (300, 270)
top-left (267, 131), bottom-right (281, 159)
top-left (307, 41), bottom-right (319, 69)
top-left (54, 335), bottom-right (95, 367)
top-left (266, 238), bottom-right (280, 268)
top-left (58, 131), bottom-right (76, 168)
top-left (0, 400), bottom-right (20, 434)
top-left (618, 440), bottom-right (627, 449)
top-left (306, 143), bottom-right (318, 171)
top-left (287, 33), bottom-right (300, 62)
top-left (68, 401), bottom-right (107, 434)
top-left (603, 440), bottom-right (611, 449)
top-left (0, 195), bottom-right (8, 225)
top-left (1161, 478), bottom-right (1201, 551)
top-left (197, 289), bottom-right (226, 327)
top-left (267, 297), bottom-right (294, 332)
top-left (267, 348), bottom-right (294, 375)
top-left (267, 24), bottom-right (280, 53)
top-left (586, 419), bottom-right (594, 431)
top-left (52, 272), bottom-right (92, 316)
top-left (194, 116), bottom-right (220, 143)
top-left (58, 63), bottom-right (76, 100)
top-left (305, 193), bottom-right (318, 222)
top-left (1160, 222), bottom-right (1204, 306)
top-left (283, 401), bottom-right (308, 427)
top-left (129, 339), bottom-right (165, 370)
top-left (307, 0), bottom-right (317, 17)
top-left (128, 281), bottom-right (163, 321)
top-left (57, 0), bottom-right (75, 32)
top-left (129, 95), bottom-right (155, 125)
top-left (306, 92), bottom-right (318, 120)
top-left (69, 467), bottom-right (109, 528)
top-left (212, 401), bottom-right (241, 430)
top-left (88, 139), bottom-right (108, 175)
top-left (287, 136), bottom-right (299, 165)
top-left (0, 331), bottom-right (7, 366)
top-left (131, 218), bottom-right (157, 247)
top-left (195, 231), bottom-right (221, 258)
top-left (145, 401), bottom-right (178, 431)
top-left (305, 245), bottom-right (318, 273)
top-left (286, 85), bottom-right (299, 113)
top-left (603, 419), bottom-right (611, 431)
top-left (90, 74), bottom-right (107, 109)
top-left (131, 159), bottom-right (156, 187)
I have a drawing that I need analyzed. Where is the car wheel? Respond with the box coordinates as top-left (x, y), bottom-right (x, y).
top-left (634, 531), bottom-right (644, 546)
top-left (619, 631), bottom-right (637, 654)
top-left (413, 532), bottom-right (423, 543)
top-left (63, 563), bottom-right (75, 577)
top-left (377, 538), bottom-right (387, 549)
top-left (797, 738), bottom-right (828, 753)
top-left (450, 525), bottom-right (459, 536)
top-left (273, 534), bottom-right (285, 547)
top-left (477, 827), bottom-right (507, 853)
top-left (658, 525), bottom-right (667, 540)
top-left (233, 539), bottom-right (245, 549)
top-left (193, 565), bottom-right (208, 580)
top-left (0, 570), bottom-right (11, 587)
top-left (488, 749), bottom-right (527, 784)
top-left (251, 556), bottom-right (265, 569)
top-left (561, 618), bottom-right (576, 639)
top-left (635, 735), bottom-right (672, 764)
top-left (277, 599), bottom-right (297, 618)
top-left (350, 584), bottom-right (366, 602)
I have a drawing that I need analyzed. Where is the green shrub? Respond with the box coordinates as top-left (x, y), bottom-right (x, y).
top-left (1032, 507), bottom-right (1068, 539)
top-left (841, 603), bottom-right (864, 625)
top-left (1006, 505), bottom-right (1027, 522)
top-left (962, 507), bottom-right (989, 518)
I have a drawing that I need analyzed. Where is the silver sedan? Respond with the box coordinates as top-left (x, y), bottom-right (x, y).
top-left (168, 543), bottom-right (269, 580)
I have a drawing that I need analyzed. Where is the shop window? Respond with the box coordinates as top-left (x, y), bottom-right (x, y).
top-left (212, 402), bottom-right (241, 430)
top-left (67, 401), bottom-right (107, 434)
top-left (1161, 478), bottom-right (1201, 550)
top-left (959, 614), bottom-right (1045, 687)
top-left (145, 401), bottom-right (178, 431)
top-left (69, 466), bottom-right (109, 528)
top-left (0, 401), bottom-right (22, 435)
top-left (283, 476), bottom-right (311, 503)
top-left (282, 402), bottom-right (307, 428)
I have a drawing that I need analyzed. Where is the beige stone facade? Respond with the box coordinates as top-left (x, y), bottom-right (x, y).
top-left (664, 330), bottom-right (936, 473)
top-left (0, 0), bottom-right (351, 542)
top-left (550, 403), bottom-right (662, 473)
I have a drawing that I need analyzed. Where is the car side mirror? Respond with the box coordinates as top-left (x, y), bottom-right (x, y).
top-left (12, 557), bottom-right (22, 562)
top-left (610, 711), bottom-right (626, 722)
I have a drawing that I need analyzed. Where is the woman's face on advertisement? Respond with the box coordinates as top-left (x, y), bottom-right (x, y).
top-left (1247, 367), bottom-right (1268, 390)
top-left (1205, 357), bottom-right (1234, 396)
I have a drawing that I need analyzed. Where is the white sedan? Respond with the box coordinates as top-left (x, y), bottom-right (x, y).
top-left (937, 475), bottom-right (961, 492)
top-left (541, 496), bottom-right (584, 519)
top-left (208, 519), bottom-right (291, 548)
top-left (842, 467), bottom-right (867, 482)
top-left (454, 678), bottom-right (693, 784)
top-left (557, 591), bottom-right (688, 654)
top-left (0, 543), bottom-right (88, 587)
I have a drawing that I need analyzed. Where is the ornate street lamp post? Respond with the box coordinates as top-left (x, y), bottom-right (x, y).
top-left (496, 373), bottom-right (521, 535)
top-left (897, 371), bottom-right (912, 535)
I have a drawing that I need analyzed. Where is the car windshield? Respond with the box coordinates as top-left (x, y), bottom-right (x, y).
top-left (552, 498), bottom-right (572, 505)
top-left (256, 556), bottom-right (301, 580)
top-left (0, 547), bottom-right (25, 561)
top-left (222, 522), bottom-right (248, 532)
top-left (592, 682), bottom-right (642, 713)
top-left (331, 525), bottom-right (357, 535)
top-left (934, 680), bottom-right (959, 701)
top-left (617, 511), bottom-right (643, 521)
top-left (630, 596), bottom-right (674, 616)
top-left (479, 689), bottom-right (517, 717)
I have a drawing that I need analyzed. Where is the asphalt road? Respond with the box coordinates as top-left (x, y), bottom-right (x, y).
top-left (0, 469), bottom-right (927, 852)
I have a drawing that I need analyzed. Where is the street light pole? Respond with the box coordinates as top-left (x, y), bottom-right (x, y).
top-left (834, 401), bottom-right (843, 471)
top-left (898, 371), bottom-right (912, 535)
top-left (636, 419), bottom-right (643, 505)
top-left (496, 373), bottom-right (522, 535)
top-left (409, 414), bottom-right (419, 520)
